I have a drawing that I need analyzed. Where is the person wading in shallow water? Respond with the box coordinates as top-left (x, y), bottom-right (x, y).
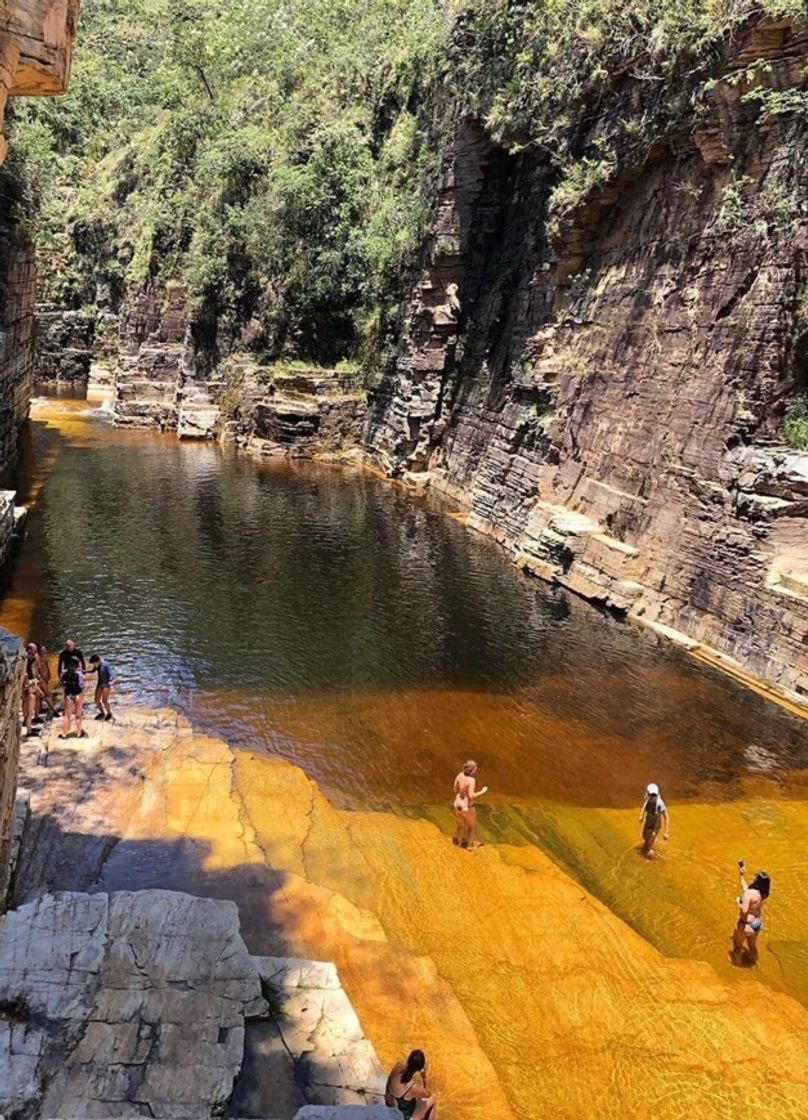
top-left (452, 759), bottom-right (488, 849)
top-left (732, 860), bottom-right (771, 965)
top-left (87, 653), bottom-right (114, 721)
top-left (59, 656), bottom-right (88, 740)
top-left (385, 1049), bottom-right (437, 1120)
top-left (638, 782), bottom-right (669, 858)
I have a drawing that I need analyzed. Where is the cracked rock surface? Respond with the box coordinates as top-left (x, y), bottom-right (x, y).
top-left (0, 889), bottom-right (263, 1118)
top-left (232, 956), bottom-right (387, 1117)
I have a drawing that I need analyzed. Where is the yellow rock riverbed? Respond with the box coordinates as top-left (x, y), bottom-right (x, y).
top-left (61, 712), bottom-right (808, 1120)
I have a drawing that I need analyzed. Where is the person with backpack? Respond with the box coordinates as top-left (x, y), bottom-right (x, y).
top-left (59, 656), bottom-right (88, 740)
top-left (87, 653), bottom-right (114, 721)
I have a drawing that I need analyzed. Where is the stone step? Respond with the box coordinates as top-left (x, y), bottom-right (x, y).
top-left (590, 531), bottom-right (640, 558)
top-left (535, 500), bottom-right (599, 536)
top-left (770, 570), bottom-right (808, 602)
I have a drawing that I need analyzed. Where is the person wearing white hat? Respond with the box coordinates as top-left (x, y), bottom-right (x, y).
top-left (638, 782), bottom-right (669, 858)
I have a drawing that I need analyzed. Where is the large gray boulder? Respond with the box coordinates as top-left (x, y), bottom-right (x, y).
top-left (0, 889), bottom-right (264, 1118)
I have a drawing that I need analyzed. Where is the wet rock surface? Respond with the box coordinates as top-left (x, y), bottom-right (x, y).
top-left (0, 889), bottom-right (264, 1118)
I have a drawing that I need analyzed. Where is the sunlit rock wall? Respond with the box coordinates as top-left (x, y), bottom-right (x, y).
top-left (0, 0), bottom-right (78, 162)
top-left (0, 0), bottom-right (78, 907)
top-left (368, 17), bottom-right (808, 702)
top-left (0, 0), bottom-right (79, 471)
top-left (114, 280), bottom-right (189, 429)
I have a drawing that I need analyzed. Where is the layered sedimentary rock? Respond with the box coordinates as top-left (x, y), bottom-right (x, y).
top-left (0, 628), bottom-right (24, 906)
top-left (114, 280), bottom-right (189, 429)
top-left (0, 213), bottom-right (36, 473)
top-left (0, 0), bottom-right (78, 163)
top-left (0, 0), bottom-right (79, 547)
top-left (367, 17), bottom-right (808, 702)
top-left (236, 364), bottom-right (366, 457)
top-left (35, 306), bottom-right (119, 384)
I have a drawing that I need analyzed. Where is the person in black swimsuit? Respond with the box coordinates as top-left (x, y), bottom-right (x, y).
top-left (59, 656), bottom-right (88, 740)
top-left (57, 639), bottom-right (86, 675)
top-left (385, 1050), bottom-right (436, 1120)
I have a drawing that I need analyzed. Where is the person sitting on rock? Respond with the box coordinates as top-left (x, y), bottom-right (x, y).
top-left (87, 653), bottom-right (114, 721)
top-left (385, 1049), bottom-right (436, 1120)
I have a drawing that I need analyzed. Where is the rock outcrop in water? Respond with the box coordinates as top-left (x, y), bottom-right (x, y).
top-left (367, 17), bottom-right (808, 703)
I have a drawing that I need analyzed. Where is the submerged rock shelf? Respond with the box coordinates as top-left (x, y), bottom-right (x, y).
top-left (8, 705), bottom-right (808, 1120)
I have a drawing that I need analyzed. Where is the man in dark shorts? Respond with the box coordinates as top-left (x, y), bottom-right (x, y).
top-left (87, 653), bottom-right (114, 721)
top-left (57, 639), bottom-right (86, 675)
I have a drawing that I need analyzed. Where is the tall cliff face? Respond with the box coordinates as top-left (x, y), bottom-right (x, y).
top-left (0, 0), bottom-right (79, 475)
top-left (0, 215), bottom-right (36, 474)
top-left (0, 0), bottom-right (77, 907)
top-left (368, 18), bottom-right (808, 701)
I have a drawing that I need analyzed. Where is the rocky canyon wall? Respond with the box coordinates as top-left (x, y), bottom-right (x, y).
top-left (0, 212), bottom-right (36, 474)
top-left (0, 0), bottom-right (78, 911)
top-left (0, 628), bottom-right (24, 905)
top-left (367, 17), bottom-right (808, 704)
top-left (0, 0), bottom-right (78, 162)
top-left (0, 0), bottom-right (79, 476)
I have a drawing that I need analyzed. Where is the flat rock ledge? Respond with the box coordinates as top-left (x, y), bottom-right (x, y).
top-left (0, 889), bottom-right (265, 1118)
top-left (233, 958), bottom-right (389, 1118)
top-left (0, 889), bottom-right (398, 1120)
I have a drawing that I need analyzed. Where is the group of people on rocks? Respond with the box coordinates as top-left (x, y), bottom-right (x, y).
top-left (22, 636), bottom-right (114, 740)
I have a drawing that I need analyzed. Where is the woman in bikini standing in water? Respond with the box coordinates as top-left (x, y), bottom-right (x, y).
top-left (453, 759), bottom-right (488, 849)
top-left (732, 860), bottom-right (771, 965)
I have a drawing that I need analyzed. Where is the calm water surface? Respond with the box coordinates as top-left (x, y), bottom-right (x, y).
top-left (1, 394), bottom-right (805, 812)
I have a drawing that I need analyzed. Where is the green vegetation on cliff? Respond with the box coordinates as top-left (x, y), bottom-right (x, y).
top-left (10, 0), bottom-right (447, 362)
top-left (7, 0), bottom-right (807, 366)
